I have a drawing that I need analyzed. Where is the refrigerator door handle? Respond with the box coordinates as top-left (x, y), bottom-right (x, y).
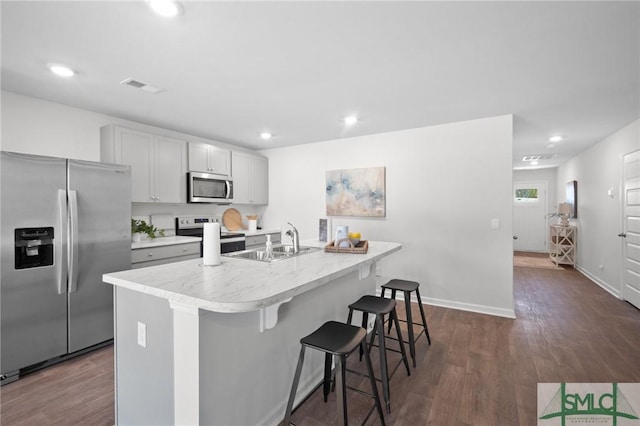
top-left (56, 190), bottom-right (68, 295)
top-left (68, 190), bottom-right (79, 293)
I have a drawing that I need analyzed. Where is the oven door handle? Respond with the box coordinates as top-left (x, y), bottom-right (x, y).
top-left (221, 237), bottom-right (246, 244)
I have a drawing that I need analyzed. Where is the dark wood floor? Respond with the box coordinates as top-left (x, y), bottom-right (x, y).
top-left (2, 262), bottom-right (639, 425)
top-left (0, 343), bottom-right (114, 425)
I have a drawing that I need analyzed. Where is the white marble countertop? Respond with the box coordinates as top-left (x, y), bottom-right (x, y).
top-left (105, 240), bottom-right (401, 313)
top-left (131, 236), bottom-right (202, 250)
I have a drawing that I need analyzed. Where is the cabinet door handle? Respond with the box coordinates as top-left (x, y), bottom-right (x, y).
top-left (618, 233), bottom-right (626, 238)
top-left (148, 253), bottom-right (153, 257)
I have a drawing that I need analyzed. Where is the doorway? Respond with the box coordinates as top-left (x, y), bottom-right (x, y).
top-left (513, 181), bottom-right (548, 252)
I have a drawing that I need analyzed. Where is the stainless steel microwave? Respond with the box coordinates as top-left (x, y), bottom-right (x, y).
top-left (187, 172), bottom-right (233, 203)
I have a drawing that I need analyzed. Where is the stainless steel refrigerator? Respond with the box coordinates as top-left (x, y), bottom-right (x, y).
top-left (1, 151), bottom-right (131, 383)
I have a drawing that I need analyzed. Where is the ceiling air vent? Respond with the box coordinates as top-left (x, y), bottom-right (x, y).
top-left (522, 154), bottom-right (556, 162)
top-left (120, 78), bottom-right (166, 94)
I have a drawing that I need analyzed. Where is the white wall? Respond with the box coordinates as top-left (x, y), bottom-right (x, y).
top-left (260, 115), bottom-right (515, 318)
top-left (557, 118), bottom-right (640, 297)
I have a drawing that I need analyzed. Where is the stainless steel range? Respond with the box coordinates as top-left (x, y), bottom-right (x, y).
top-left (175, 216), bottom-right (245, 254)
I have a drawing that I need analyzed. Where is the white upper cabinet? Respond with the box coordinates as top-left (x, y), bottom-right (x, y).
top-left (231, 151), bottom-right (268, 205)
top-left (188, 142), bottom-right (230, 176)
top-left (101, 125), bottom-right (186, 203)
top-left (154, 136), bottom-right (186, 203)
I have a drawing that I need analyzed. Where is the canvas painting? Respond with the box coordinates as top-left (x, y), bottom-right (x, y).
top-left (326, 167), bottom-right (386, 217)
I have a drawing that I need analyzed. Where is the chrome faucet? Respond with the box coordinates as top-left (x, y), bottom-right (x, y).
top-left (285, 222), bottom-right (299, 254)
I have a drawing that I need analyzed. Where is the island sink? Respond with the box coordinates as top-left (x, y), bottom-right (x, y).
top-left (223, 245), bottom-right (321, 262)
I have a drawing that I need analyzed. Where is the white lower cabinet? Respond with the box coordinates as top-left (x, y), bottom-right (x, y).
top-left (231, 151), bottom-right (268, 204)
top-left (132, 242), bottom-right (200, 269)
top-left (101, 125), bottom-right (187, 203)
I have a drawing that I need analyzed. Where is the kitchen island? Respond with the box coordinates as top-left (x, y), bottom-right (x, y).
top-left (103, 240), bottom-right (401, 425)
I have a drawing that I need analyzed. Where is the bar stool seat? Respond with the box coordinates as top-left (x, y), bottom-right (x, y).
top-left (381, 279), bottom-right (431, 368)
top-left (347, 295), bottom-right (411, 413)
top-left (283, 321), bottom-right (385, 426)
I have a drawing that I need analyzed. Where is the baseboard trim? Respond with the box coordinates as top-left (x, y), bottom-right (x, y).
top-left (375, 288), bottom-right (516, 319)
top-left (576, 266), bottom-right (621, 299)
top-left (423, 297), bottom-right (516, 319)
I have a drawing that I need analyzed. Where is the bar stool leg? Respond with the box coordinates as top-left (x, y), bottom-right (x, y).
top-left (323, 353), bottom-right (332, 402)
top-left (367, 308), bottom-right (411, 377)
top-left (359, 312), bottom-right (368, 361)
top-left (335, 354), bottom-right (348, 426)
top-left (375, 313), bottom-right (391, 413)
top-left (284, 346), bottom-right (306, 426)
top-left (362, 340), bottom-right (386, 426)
top-left (386, 289), bottom-right (397, 334)
top-left (415, 288), bottom-right (431, 345)
top-left (391, 308), bottom-right (411, 376)
top-left (403, 290), bottom-right (417, 368)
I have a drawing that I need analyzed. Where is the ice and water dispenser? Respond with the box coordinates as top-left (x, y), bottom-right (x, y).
top-left (14, 227), bottom-right (54, 269)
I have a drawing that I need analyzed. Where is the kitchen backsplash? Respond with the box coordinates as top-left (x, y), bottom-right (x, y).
top-left (131, 203), bottom-right (268, 231)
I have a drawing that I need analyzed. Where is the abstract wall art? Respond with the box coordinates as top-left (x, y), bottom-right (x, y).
top-left (326, 167), bottom-right (386, 217)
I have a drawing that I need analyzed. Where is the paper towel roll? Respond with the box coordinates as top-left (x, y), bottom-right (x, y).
top-left (203, 222), bottom-right (221, 266)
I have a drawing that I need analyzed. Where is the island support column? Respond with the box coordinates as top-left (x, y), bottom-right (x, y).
top-left (169, 301), bottom-right (202, 425)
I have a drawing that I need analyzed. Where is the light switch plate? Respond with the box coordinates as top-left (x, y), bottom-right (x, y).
top-left (137, 321), bottom-right (147, 348)
top-left (491, 218), bottom-right (500, 230)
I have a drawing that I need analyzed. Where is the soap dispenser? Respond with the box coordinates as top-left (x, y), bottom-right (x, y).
top-left (264, 234), bottom-right (274, 261)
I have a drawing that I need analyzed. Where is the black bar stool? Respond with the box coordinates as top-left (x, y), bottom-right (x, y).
top-left (346, 295), bottom-right (411, 413)
top-left (283, 321), bottom-right (385, 426)
top-left (381, 279), bottom-right (431, 368)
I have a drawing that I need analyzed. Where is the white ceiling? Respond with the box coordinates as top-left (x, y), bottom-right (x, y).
top-left (1, 1), bottom-right (638, 169)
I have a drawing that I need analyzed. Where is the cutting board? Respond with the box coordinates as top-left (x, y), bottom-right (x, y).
top-left (222, 208), bottom-right (245, 231)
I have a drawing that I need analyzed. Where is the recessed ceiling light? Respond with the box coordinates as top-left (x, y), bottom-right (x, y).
top-left (147, 0), bottom-right (182, 17)
top-left (530, 160), bottom-right (539, 166)
top-left (344, 115), bottom-right (358, 126)
top-left (549, 135), bottom-right (563, 143)
top-left (48, 64), bottom-right (75, 77)
top-left (260, 132), bottom-right (272, 140)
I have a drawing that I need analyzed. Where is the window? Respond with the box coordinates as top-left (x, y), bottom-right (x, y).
top-left (515, 188), bottom-right (538, 200)
top-left (514, 187), bottom-right (540, 204)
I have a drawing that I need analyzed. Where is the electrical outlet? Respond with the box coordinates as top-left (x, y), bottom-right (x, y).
top-left (137, 321), bottom-right (146, 348)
